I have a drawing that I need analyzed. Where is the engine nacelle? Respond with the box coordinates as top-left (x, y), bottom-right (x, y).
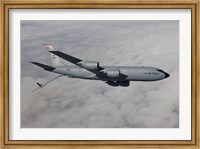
top-left (106, 70), bottom-right (120, 78)
top-left (82, 61), bottom-right (99, 70)
top-left (106, 81), bottom-right (130, 87)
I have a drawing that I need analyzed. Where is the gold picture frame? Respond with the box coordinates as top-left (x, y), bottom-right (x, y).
top-left (0, 0), bottom-right (199, 148)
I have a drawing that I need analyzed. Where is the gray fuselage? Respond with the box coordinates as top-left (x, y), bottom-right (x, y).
top-left (52, 66), bottom-right (170, 82)
top-left (31, 47), bottom-right (170, 87)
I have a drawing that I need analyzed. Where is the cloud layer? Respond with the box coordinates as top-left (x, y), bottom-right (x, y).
top-left (21, 20), bottom-right (179, 128)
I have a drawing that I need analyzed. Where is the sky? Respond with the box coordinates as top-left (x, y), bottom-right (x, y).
top-left (21, 20), bottom-right (179, 128)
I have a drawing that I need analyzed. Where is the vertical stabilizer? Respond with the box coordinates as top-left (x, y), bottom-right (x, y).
top-left (43, 44), bottom-right (64, 67)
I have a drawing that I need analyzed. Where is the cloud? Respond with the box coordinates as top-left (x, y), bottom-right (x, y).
top-left (21, 20), bottom-right (179, 128)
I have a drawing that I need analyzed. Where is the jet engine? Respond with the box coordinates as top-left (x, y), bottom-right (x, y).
top-left (106, 70), bottom-right (120, 78)
top-left (82, 61), bottom-right (99, 70)
top-left (106, 81), bottom-right (130, 87)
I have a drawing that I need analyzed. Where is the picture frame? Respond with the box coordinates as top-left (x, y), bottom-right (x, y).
top-left (0, 0), bottom-right (199, 148)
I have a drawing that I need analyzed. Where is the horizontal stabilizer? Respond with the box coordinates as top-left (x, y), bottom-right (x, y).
top-left (49, 51), bottom-right (82, 64)
top-left (30, 62), bottom-right (55, 71)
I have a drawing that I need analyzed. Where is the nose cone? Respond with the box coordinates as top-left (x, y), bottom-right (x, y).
top-left (164, 72), bottom-right (170, 78)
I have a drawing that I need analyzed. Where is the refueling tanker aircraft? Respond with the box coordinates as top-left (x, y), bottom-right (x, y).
top-left (30, 44), bottom-right (170, 91)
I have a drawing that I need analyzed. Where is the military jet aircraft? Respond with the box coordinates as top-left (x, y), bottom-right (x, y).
top-left (30, 44), bottom-right (170, 88)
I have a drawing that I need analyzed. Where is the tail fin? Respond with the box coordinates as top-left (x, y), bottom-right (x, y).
top-left (43, 44), bottom-right (64, 67)
top-left (30, 62), bottom-right (55, 71)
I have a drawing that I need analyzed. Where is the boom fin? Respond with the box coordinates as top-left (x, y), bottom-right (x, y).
top-left (32, 75), bottom-right (63, 92)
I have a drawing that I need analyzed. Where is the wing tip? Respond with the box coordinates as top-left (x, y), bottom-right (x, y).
top-left (30, 61), bottom-right (36, 64)
top-left (49, 50), bottom-right (59, 53)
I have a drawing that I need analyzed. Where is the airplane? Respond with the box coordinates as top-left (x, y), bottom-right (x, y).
top-left (30, 44), bottom-right (170, 88)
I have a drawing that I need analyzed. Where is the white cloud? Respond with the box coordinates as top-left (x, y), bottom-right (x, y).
top-left (21, 20), bottom-right (179, 128)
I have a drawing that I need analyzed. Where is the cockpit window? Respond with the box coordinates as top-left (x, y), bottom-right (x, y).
top-left (157, 69), bottom-right (165, 73)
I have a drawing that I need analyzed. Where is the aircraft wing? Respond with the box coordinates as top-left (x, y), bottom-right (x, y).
top-left (49, 51), bottom-right (82, 65)
top-left (49, 51), bottom-right (105, 72)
